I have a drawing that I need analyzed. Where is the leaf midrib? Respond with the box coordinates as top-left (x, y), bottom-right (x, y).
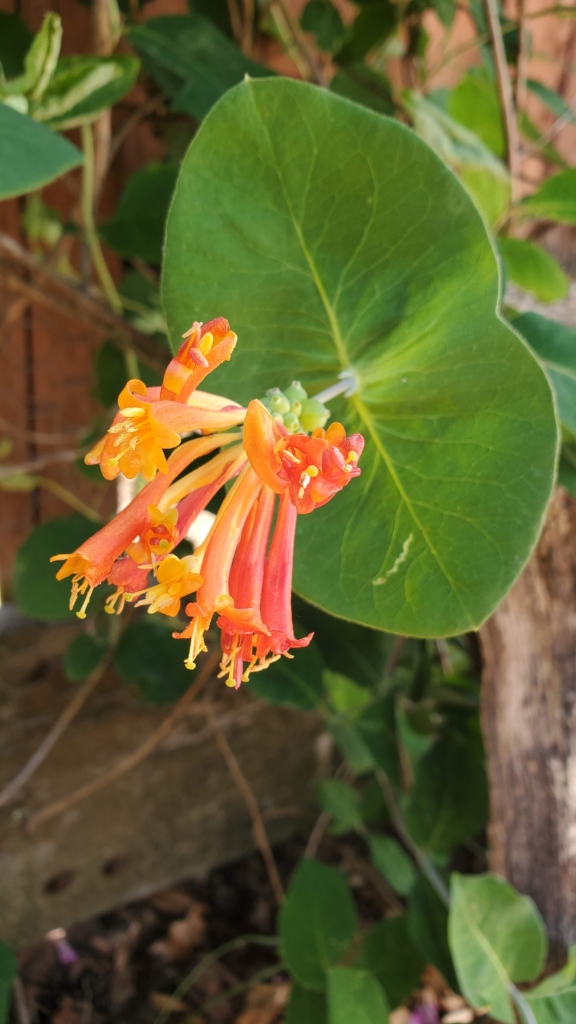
top-left (250, 83), bottom-right (474, 627)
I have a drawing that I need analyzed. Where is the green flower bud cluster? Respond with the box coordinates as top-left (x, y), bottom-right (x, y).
top-left (260, 382), bottom-right (330, 435)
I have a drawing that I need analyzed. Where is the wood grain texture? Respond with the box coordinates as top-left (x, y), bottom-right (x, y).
top-left (480, 486), bottom-right (576, 965)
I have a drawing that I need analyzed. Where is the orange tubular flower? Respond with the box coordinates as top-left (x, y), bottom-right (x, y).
top-left (243, 399), bottom-right (364, 514)
top-left (85, 379), bottom-right (246, 482)
top-left (217, 486), bottom-right (276, 688)
top-left (131, 553), bottom-right (203, 618)
top-left (52, 311), bottom-right (365, 690)
top-left (255, 489), bottom-right (313, 662)
top-left (51, 433), bottom-right (239, 618)
top-left (174, 465), bottom-right (265, 670)
top-left (161, 318), bottom-right (237, 403)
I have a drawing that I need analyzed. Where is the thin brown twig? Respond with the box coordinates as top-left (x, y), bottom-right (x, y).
top-left (0, 233), bottom-right (167, 372)
top-left (272, 0), bottom-right (328, 86)
top-left (304, 810), bottom-right (332, 859)
top-left (25, 650), bottom-right (219, 832)
top-left (385, 634), bottom-right (406, 678)
top-left (205, 704), bottom-right (285, 905)
top-left (226, 0), bottom-right (244, 45)
top-left (12, 978), bottom-right (31, 1024)
top-left (0, 654), bottom-right (111, 811)
top-left (0, 449), bottom-right (80, 480)
top-left (515, 0), bottom-right (530, 113)
top-left (0, 415), bottom-right (83, 446)
top-left (484, 0), bottom-right (521, 197)
top-left (241, 0), bottom-right (255, 55)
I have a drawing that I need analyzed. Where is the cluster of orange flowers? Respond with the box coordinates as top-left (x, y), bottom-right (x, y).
top-left (52, 319), bottom-right (364, 688)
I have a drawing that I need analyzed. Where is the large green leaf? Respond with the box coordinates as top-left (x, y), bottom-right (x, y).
top-left (162, 78), bottom-right (557, 638)
top-left (327, 967), bottom-right (389, 1024)
top-left (128, 14), bottom-right (271, 122)
top-left (32, 54), bottom-right (140, 130)
top-left (100, 163), bottom-right (178, 265)
top-left (359, 916), bottom-right (424, 1008)
top-left (0, 103), bottom-right (82, 199)
top-left (499, 237), bottom-right (568, 303)
top-left (449, 873), bottom-right (547, 1024)
top-left (521, 169), bottom-right (576, 225)
top-left (279, 860), bottom-right (357, 990)
top-left (511, 312), bottom-right (576, 436)
top-left (14, 514), bottom-right (98, 621)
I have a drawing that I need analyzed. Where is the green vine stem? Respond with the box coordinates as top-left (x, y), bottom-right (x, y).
top-left (81, 122), bottom-right (123, 316)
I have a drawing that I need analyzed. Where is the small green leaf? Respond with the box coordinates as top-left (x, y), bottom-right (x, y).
top-left (286, 984), bottom-right (327, 1024)
top-left (368, 835), bottom-right (417, 896)
top-left (100, 162), bottom-right (178, 265)
top-left (521, 168), bottom-right (576, 225)
top-left (33, 54), bottom-right (140, 130)
top-left (64, 633), bottom-right (107, 682)
top-left (405, 731), bottom-right (488, 856)
top-left (0, 12), bottom-right (33, 79)
top-left (329, 63), bottom-right (395, 117)
top-left (526, 945), bottom-right (576, 1024)
top-left (293, 598), bottom-right (390, 689)
top-left (499, 237), bottom-right (568, 303)
top-left (324, 671), bottom-right (370, 713)
top-left (0, 941), bottom-right (17, 1024)
top-left (4, 12), bottom-right (61, 101)
top-left (128, 14), bottom-right (271, 122)
top-left (460, 166), bottom-right (511, 227)
top-left (113, 617), bottom-right (194, 704)
top-left (247, 641), bottom-right (325, 709)
top-left (449, 69), bottom-right (505, 156)
top-left (527, 79), bottom-right (576, 125)
top-left (408, 877), bottom-right (457, 990)
top-left (336, 3), bottom-right (397, 64)
top-left (14, 514), bottom-right (98, 621)
top-left (511, 312), bottom-right (576, 436)
top-left (449, 873), bottom-right (547, 1023)
top-left (434, 0), bottom-right (456, 27)
top-left (317, 779), bottom-right (364, 834)
top-left (559, 444), bottom-right (576, 496)
top-left (280, 860), bottom-right (357, 991)
top-left (0, 103), bottom-right (82, 200)
top-left (328, 720), bottom-right (375, 774)
top-left (356, 694), bottom-right (400, 785)
top-left (404, 89), bottom-right (509, 182)
top-left (94, 339), bottom-right (127, 408)
top-left (327, 967), bottom-right (389, 1024)
top-left (359, 917), bottom-right (424, 1009)
top-left (301, 1), bottom-right (346, 53)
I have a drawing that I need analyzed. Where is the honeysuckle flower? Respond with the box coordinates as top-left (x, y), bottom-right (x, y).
top-left (161, 317), bottom-right (237, 402)
top-left (243, 399), bottom-right (364, 514)
top-left (130, 553), bottom-right (203, 618)
top-left (85, 378), bottom-right (246, 482)
top-left (126, 505), bottom-right (179, 565)
top-left (174, 464), bottom-right (265, 670)
top-left (51, 433), bottom-right (237, 618)
top-left (52, 313), bottom-right (365, 689)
